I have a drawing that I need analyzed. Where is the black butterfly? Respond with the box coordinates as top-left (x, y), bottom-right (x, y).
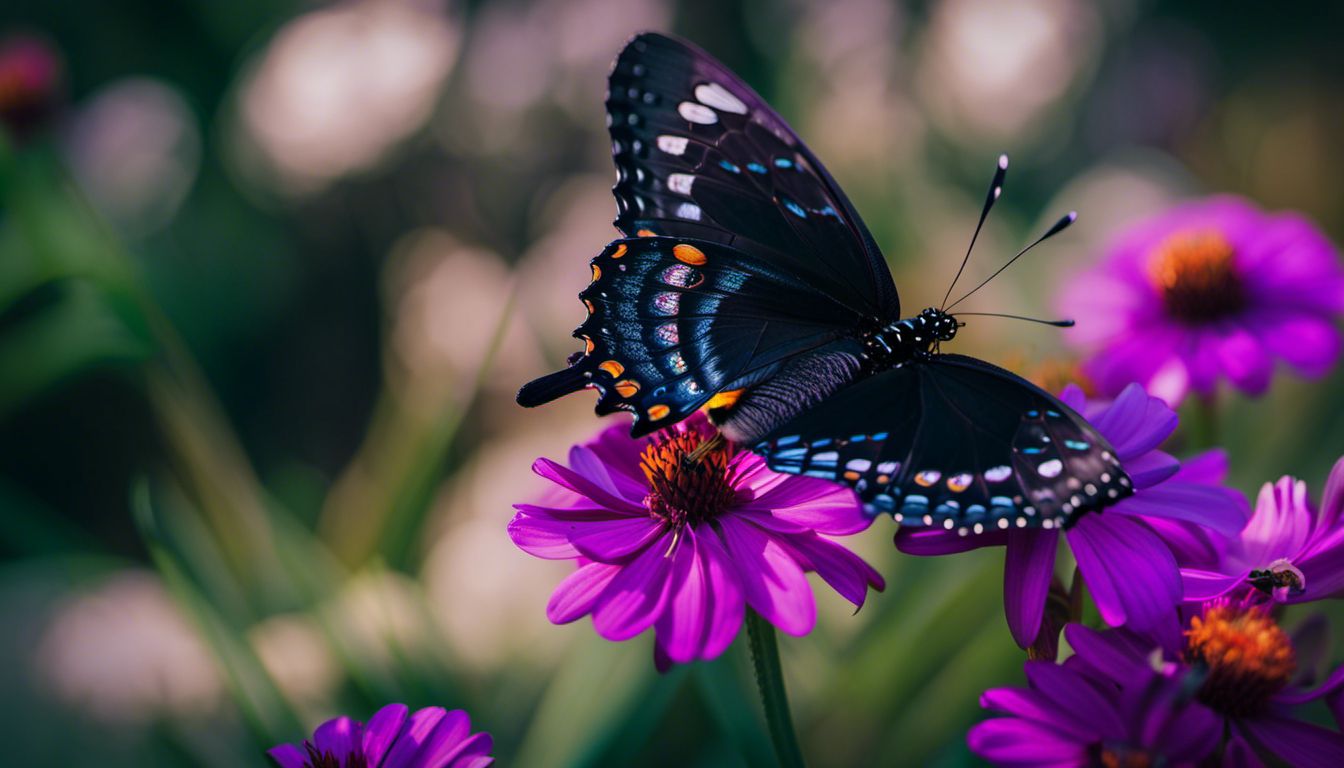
top-left (518, 32), bottom-right (1132, 535)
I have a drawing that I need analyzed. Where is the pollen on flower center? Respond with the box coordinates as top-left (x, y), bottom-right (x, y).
top-left (1147, 229), bottom-right (1246, 323)
top-left (1184, 604), bottom-right (1296, 717)
top-left (640, 430), bottom-right (737, 528)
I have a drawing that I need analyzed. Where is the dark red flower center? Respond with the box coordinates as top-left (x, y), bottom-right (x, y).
top-left (1092, 743), bottom-right (1153, 768)
top-left (640, 430), bottom-right (737, 528)
top-left (1184, 604), bottom-right (1296, 717)
top-left (301, 742), bottom-right (367, 768)
top-left (1147, 229), bottom-right (1247, 323)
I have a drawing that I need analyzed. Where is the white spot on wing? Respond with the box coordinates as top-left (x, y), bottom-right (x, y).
top-left (678, 101), bottom-right (718, 125)
top-left (657, 135), bottom-right (689, 155)
top-left (1037, 459), bottom-right (1063, 478)
top-left (675, 202), bottom-right (702, 220)
top-left (666, 173), bottom-right (695, 195)
top-left (694, 82), bottom-right (748, 114)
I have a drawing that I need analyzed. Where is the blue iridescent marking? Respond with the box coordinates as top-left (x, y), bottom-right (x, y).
top-left (783, 199), bottom-right (807, 218)
top-left (804, 469), bottom-right (834, 479)
top-left (1047, 410), bottom-right (1062, 418)
top-left (903, 494), bottom-right (929, 508)
top-left (871, 494), bottom-right (897, 512)
top-left (809, 451), bottom-right (839, 468)
top-left (775, 435), bottom-right (801, 447)
top-left (818, 205), bottom-right (838, 218)
top-left (849, 434), bottom-right (867, 443)
top-left (746, 162), bottom-right (767, 174)
top-left (870, 432), bottom-right (889, 441)
top-left (772, 447), bottom-right (807, 462)
top-left (812, 438), bottom-right (833, 448)
top-left (719, 159), bottom-right (741, 174)
top-left (1064, 439), bottom-right (1090, 450)
top-left (1022, 447), bottom-right (1045, 454)
top-left (990, 496), bottom-right (1015, 509)
top-left (1026, 410), bottom-right (1040, 418)
top-left (773, 157), bottom-right (793, 168)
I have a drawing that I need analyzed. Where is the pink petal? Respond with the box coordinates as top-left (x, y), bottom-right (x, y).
top-left (1180, 568), bottom-right (1245, 602)
top-left (546, 562), bottom-right (622, 624)
top-left (590, 534), bottom-right (678, 641)
top-left (1068, 514), bottom-right (1181, 641)
top-left (778, 531), bottom-right (884, 608)
top-left (1003, 528), bottom-right (1059, 648)
top-left (531, 457), bottom-right (645, 514)
top-left (695, 527), bottom-right (747, 659)
top-left (1213, 321), bottom-right (1272, 395)
top-left (978, 687), bottom-right (1097, 741)
top-left (569, 517), bottom-right (666, 561)
top-left (1250, 311), bottom-right (1342, 378)
top-left (735, 480), bottom-right (871, 535)
top-left (652, 530), bottom-right (708, 664)
top-left (896, 527), bottom-right (1009, 555)
top-left (716, 517), bottom-right (816, 636)
top-left (967, 718), bottom-right (1088, 764)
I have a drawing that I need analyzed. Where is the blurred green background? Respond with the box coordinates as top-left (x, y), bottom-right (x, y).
top-left (2, 0), bottom-right (1343, 765)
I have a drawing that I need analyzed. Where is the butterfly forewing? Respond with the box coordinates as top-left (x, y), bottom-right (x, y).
top-left (753, 356), bottom-right (1132, 532)
top-left (606, 32), bottom-right (899, 320)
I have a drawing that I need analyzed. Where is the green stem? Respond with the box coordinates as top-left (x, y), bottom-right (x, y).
top-left (1191, 392), bottom-right (1221, 450)
top-left (745, 609), bottom-right (806, 768)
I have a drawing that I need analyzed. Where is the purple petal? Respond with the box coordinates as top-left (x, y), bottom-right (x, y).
top-left (266, 745), bottom-right (307, 768)
top-left (1003, 528), bottom-right (1058, 648)
top-left (653, 530), bottom-right (708, 664)
top-left (382, 707), bottom-right (448, 767)
top-left (1111, 481), bottom-right (1247, 535)
top-left (546, 562), bottom-right (622, 624)
top-left (569, 441), bottom-right (649, 501)
top-left (1180, 568), bottom-right (1245, 603)
top-left (967, 717), bottom-right (1088, 764)
top-left (412, 709), bottom-right (470, 768)
top-left (1145, 516), bottom-right (1223, 568)
top-left (363, 703), bottom-right (410, 766)
top-left (441, 732), bottom-right (493, 767)
top-left (735, 480), bottom-right (870, 535)
top-left (506, 512), bottom-right (583, 559)
top-left (1222, 730), bottom-right (1266, 768)
top-left (1088, 383), bottom-right (1178, 461)
top-left (695, 527), bottom-right (746, 659)
top-left (531, 457), bottom-right (645, 514)
top-left (1216, 322), bottom-right (1273, 395)
top-left (1231, 477), bottom-right (1312, 567)
top-left (777, 531), bottom-right (884, 608)
top-left (1250, 311), bottom-right (1342, 378)
top-left (1024, 661), bottom-right (1127, 740)
top-left (1062, 624), bottom-right (1157, 682)
top-left (568, 517), bottom-right (665, 561)
top-left (590, 536), bottom-right (678, 640)
top-left (1239, 714), bottom-right (1344, 768)
top-left (1123, 450), bottom-right (1180, 489)
top-left (896, 527), bottom-right (1009, 555)
top-left (979, 687), bottom-right (1097, 741)
top-left (717, 516), bottom-right (816, 636)
top-left (1173, 449), bottom-right (1230, 484)
top-left (313, 716), bottom-right (359, 761)
top-left (1068, 515), bottom-right (1181, 645)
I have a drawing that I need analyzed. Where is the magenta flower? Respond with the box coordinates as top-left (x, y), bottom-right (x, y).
top-left (1060, 196), bottom-right (1344, 405)
top-left (969, 656), bottom-right (1221, 766)
top-left (0, 35), bottom-right (61, 138)
top-left (1063, 607), bottom-right (1344, 767)
top-left (1183, 456), bottom-right (1344, 606)
top-left (268, 703), bottom-right (493, 768)
top-left (897, 383), bottom-right (1246, 649)
top-left (509, 412), bottom-right (884, 667)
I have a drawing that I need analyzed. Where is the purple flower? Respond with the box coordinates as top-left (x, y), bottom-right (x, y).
top-left (897, 383), bottom-right (1246, 649)
top-left (1060, 196), bottom-right (1344, 405)
top-left (509, 412), bottom-right (884, 667)
top-left (1183, 456), bottom-right (1344, 606)
top-left (1063, 604), bottom-right (1344, 768)
top-left (969, 656), bottom-right (1221, 766)
top-left (268, 703), bottom-right (493, 768)
top-left (0, 35), bottom-right (61, 138)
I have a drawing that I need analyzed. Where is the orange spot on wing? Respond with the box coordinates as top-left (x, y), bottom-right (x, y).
top-left (637, 228), bottom-right (657, 237)
top-left (591, 264), bottom-right (602, 282)
top-left (584, 299), bottom-right (595, 314)
top-left (598, 360), bottom-right (625, 378)
top-left (614, 379), bottom-right (640, 397)
top-left (581, 336), bottom-right (595, 353)
top-left (704, 388), bottom-right (744, 412)
top-left (843, 470), bottom-right (861, 481)
top-left (647, 404), bottom-right (671, 420)
top-left (611, 243), bottom-right (628, 259)
top-left (673, 244), bottom-right (707, 265)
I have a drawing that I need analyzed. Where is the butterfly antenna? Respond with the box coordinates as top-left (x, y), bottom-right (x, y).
top-left (955, 312), bottom-right (1075, 327)
top-left (941, 154), bottom-right (1009, 310)
top-left (946, 210), bottom-right (1078, 311)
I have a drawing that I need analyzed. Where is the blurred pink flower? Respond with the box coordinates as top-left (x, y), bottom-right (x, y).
top-left (509, 412), bottom-right (883, 668)
top-left (0, 34), bottom-right (61, 137)
top-left (1061, 196), bottom-right (1344, 405)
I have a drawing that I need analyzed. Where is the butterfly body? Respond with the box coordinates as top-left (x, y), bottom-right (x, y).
top-left (518, 32), bottom-right (1134, 534)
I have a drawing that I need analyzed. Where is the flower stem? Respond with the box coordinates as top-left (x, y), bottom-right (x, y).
top-left (1191, 392), bottom-right (1221, 450)
top-left (745, 609), bottom-right (806, 768)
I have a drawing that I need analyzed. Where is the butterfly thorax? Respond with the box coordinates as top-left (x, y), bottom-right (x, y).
top-left (863, 308), bottom-right (958, 370)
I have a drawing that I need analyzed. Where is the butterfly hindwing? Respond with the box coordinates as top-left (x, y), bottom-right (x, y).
top-left (753, 355), bottom-right (1132, 532)
top-left (518, 236), bottom-right (871, 437)
top-left (606, 32), bottom-right (899, 320)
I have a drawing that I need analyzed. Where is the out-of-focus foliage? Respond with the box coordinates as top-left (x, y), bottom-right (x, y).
top-left (1, 1), bottom-right (1342, 765)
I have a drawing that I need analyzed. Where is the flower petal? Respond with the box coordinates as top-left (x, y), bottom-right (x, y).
top-left (546, 561), bottom-right (622, 624)
top-left (967, 717), bottom-right (1088, 765)
top-left (896, 527), bottom-right (1009, 555)
top-left (1216, 322), bottom-right (1273, 395)
top-left (1180, 568), bottom-right (1245, 603)
top-left (1111, 481), bottom-right (1247, 535)
top-left (695, 527), bottom-right (746, 659)
top-left (978, 687), bottom-right (1097, 741)
top-left (363, 703), bottom-right (410, 766)
top-left (266, 745), bottom-right (307, 768)
top-left (735, 480), bottom-right (870, 535)
top-left (1069, 514), bottom-right (1181, 644)
top-left (717, 517), bottom-right (816, 636)
top-left (1003, 528), bottom-right (1058, 648)
top-left (1123, 450), bottom-right (1180, 489)
top-left (382, 707), bottom-right (448, 767)
top-left (532, 457), bottom-right (645, 514)
top-left (1250, 311), bottom-right (1343, 379)
top-left (591, 534), bottom-right (678, 641)
top-left (313, 716), bottom-right (359, 761)
top-left (1024, 661), bottom-right (1128, 740)
top-left (777, 531), bottom-right (884, 608)
top-left (1088, 383), bottom-right (1178, 461)
top-left (653, 530), bottom-right (709, 664)
top-left (1238, 714), bottom-right (1344, 768)
top-left (412, 709), bottom-right (470, 768)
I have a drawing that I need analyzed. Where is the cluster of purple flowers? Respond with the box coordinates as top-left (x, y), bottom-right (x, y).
top-left (490, 194), bottom-right (1344, 764)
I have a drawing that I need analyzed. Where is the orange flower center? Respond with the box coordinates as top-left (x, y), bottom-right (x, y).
top-left (1095, 745), bottom-right (1153, 768)
top-left (640, 430), bottom-right (737, 528)
top-left (1184, 604), bottom-right (1296, 717)
top-left (1147, 230), bottom-right (1246, 323)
